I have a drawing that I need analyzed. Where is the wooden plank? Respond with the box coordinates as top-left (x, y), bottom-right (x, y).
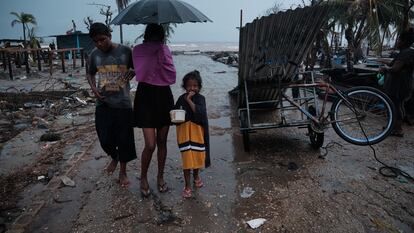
top-left (61, 51), bottom-right (66, 73)
top-left (37, 50), bottom-right (42, 71)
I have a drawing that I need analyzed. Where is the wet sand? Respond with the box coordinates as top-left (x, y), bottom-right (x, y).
top-left (1, 54), bottom-right (413, 233)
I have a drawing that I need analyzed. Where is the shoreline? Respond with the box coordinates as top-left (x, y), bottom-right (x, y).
top-left (172, 50), bottom-right (239, 67)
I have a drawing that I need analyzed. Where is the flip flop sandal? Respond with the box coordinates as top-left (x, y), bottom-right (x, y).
top-left (140, 186), bottom-right (151, 198)
top-left (158, 182), bottom-right (169, 193)
top-left (182, 188), bottom-right (192, 198)
top-left (194, 178), bottom-right (204, 188)
top-left (120, 181), bottom-right (130, 188)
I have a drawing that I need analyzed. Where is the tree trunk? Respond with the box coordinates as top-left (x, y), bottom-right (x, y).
top-left (22, 23), bottom-right (27, 47)
top-left (353, 17), bottom-right (366, 62)
top-left (345, 26), bottom-right (354, 72)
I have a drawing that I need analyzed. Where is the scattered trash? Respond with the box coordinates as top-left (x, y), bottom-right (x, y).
top-left (75, 97), bottom-right (87, 105)
top-left (60, 175), bottom-right (75, 187)
top-left (40, 133), bottom-right (61, 142)
top-left (240, 187), bottom-right (255, 198)
top-left (23, 102), bottom-right (43, 108)
top-left (287, 162), bottom-right (299, 171)
top-left (41, 143), bottom-right (50, 150)
top-left (37, 175), bottom-right (46, 181)
top-left (214, 71), bottom-right (226, 74)
top-left (246, 218), bottom-right (266, 229)
top-left (65, 113), bottom-right (74, 119)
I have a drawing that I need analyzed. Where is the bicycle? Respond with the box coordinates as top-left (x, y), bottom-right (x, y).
top-left (238, 61), bottom-right (395, 151)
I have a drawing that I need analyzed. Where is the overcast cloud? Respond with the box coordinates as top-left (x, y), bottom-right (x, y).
top-left (0, 0), bottom-right (301, 43)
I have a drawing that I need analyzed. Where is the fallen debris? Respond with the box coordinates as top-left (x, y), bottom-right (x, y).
top-left (240, 187), bottom-right (255, 198)
top-left (246, 218), bottom-right (266, 229)
top-left (60, 175), bottom-right (75, 187)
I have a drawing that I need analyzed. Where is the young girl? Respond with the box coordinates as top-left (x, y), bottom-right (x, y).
top-left (174, 70), bottom-right (210, 198)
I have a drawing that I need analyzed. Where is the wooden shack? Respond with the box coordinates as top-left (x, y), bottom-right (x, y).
top-left (50, 33), bottom-right (94, 54)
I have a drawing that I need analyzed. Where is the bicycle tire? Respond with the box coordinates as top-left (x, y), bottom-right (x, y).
top-left (330, 86), bottom-right (394, 145)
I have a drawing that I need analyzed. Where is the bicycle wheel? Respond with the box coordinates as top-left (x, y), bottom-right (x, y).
top-left (330, 86), bottom-right (394, 145)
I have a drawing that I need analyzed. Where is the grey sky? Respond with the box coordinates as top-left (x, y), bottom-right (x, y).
top-left (0, 0), bottom-right (301, 43)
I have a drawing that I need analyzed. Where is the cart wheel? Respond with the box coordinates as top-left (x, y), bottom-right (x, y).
top-left (308, 106), bottom-right (324, 149)
top-left (239, 110), bottom-right (250, 152)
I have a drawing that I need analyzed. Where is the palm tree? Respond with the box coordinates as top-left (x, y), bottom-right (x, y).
top-left (115, 0), bottom-right (130, 44)
top-left (10, 12), bottom-right (37, 46)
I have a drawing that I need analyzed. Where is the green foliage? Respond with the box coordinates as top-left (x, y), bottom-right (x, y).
top-left (10, 12), bottom-right (37, 45)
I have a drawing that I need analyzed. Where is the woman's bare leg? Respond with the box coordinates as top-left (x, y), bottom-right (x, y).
top-left (156, 126), bottom-right (169, 189)
top-left (140, 128), bottom-right (156, 190)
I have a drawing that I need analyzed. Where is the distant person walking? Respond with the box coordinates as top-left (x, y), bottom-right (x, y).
top-left (380, 28), bottom-right (414, 137)
top-left (86, 22), bottom-right (137, 187)
top-left (173, 70), bottom-right (210, 198)
top-left (132, 24), bottom-right (176, 197)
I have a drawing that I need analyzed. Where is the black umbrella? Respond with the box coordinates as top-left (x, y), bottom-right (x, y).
top-left (111, 0), bottom-right (212, 25)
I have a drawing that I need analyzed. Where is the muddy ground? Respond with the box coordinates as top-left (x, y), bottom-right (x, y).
top-left (0, 55), bottom-right (413, 233)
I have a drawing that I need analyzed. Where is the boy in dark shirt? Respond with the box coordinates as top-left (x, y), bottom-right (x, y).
top-left (87, 23), bottom-right (137, 186)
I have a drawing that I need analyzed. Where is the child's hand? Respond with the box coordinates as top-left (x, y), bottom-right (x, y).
top-left (186, 91), bottom-right (196, 101)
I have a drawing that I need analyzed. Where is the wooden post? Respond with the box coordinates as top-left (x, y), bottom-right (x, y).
top-left (85, 53), bottom-right (89, 76)
top-left (81, 49), bottom-right (84, 67)
top-left (37, 50), bottom-right (42, 71)
top-left (7, 52), bottom-right (13, 80)
top-left (49, 50), bottom-right (53, 76)
top-left (72, 50), bottom-right (76, 69)
top-left (61, 51), bottom-right (66, 73)
top-left (16, 52), bottom-right (21, 68)
top-left (240, 9), bottom-right (243, 30)
top-left (24, 51), bottom-right (30, 74)
top-left (2, 51), bottom-right (6, 71)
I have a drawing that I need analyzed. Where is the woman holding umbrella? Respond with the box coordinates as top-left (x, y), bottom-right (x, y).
top-left (132, 24), bottom-right (176, 196)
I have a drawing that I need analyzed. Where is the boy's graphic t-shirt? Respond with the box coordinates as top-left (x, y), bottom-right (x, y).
top-left (88, 44), bottom-right (134, 108)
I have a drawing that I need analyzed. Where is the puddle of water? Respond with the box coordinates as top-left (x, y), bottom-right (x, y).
top-left (0, 129), bottom-right (45, 176)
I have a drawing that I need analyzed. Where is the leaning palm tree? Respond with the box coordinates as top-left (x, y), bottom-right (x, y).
top-left (10, 12), bottom-right (37, 46)
top-left (115, 0), bottom-right (130, 44)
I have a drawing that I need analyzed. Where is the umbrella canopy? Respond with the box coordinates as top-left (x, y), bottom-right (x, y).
top-left (111, 0), bottom-right (212, 25)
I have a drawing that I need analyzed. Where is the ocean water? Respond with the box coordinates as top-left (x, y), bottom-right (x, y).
top-left (168, 41), bottom-right (238, 52)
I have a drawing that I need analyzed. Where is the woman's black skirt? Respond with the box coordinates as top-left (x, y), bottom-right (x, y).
top-left (133, 82), bottom-right (174, 128)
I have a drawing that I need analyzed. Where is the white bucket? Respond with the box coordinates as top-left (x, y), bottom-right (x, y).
top-left (170, 109), bottom-right (186, 123)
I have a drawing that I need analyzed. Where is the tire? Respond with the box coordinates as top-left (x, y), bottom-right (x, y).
top-left (330, 86), bottom-right (394, 145)
top-left (239, 110), bottom-right (250, 152)
top-left (307, 106), bottom-right (324, 149)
